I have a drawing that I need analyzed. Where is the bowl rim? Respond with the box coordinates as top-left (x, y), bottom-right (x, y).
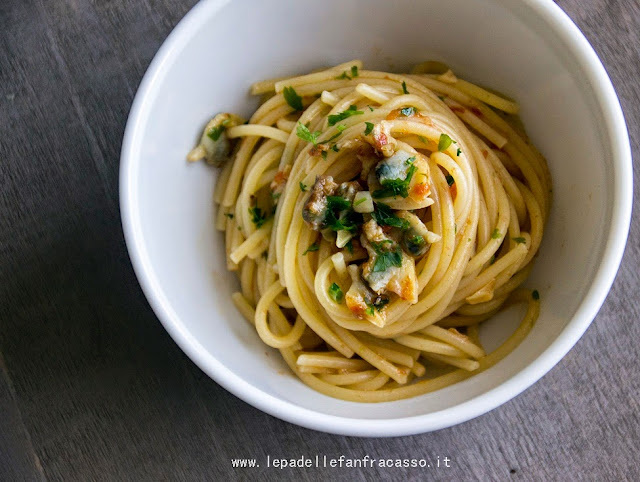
top-left (119, 0), bottom-right (633, 436)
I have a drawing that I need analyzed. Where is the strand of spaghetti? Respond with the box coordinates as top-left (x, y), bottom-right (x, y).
top-left (423, 353), bottom-right (480, 371)
top-left (226, 125), bottom-right (289, 143)
top-left (230, 220), bottom-right (272, 264)
top-left (255, 282), bottom-right (306, 348)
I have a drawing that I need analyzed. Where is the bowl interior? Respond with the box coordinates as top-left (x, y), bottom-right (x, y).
top-left (122, 0), bottom-right (623, 433)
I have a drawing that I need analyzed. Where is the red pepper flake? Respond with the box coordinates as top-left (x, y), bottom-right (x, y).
top-left (471, 107), bottom-right (483, 117)
top-left (450, 106), bottom-right (465, 114)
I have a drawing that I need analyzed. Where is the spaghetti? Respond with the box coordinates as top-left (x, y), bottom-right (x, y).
top-left (187, 60), bottom-right (550, 402)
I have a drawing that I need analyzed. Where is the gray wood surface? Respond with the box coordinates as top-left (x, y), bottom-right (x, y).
top-left (1, 0), bottom-right (638, 480)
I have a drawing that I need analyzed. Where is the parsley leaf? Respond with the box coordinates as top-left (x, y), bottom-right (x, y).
top-left (303, 242), bottom-right (319, 255)
top-left (328, 105), bottom-right (364, 126)
top-left (365, 304), bottom-right (375, 316)
top-left (321, 151), bottom-right (328, 160)
top-left (345, 240), bottom-right (354, 253)
top-left (368, 105), bottom-right (375, 112)
top-left (373, 296), bottom-right (389, 311)
top-left (491, 228), bottom-right (501, 239)
top-left (321, 124), bottom-right (346, 143)
top-left (283, 86), bottom-right (303, 111)
top-left (532, 289), bottom-right (540, 300)
top-left (351, 65), bottom-right (359, 78)
top-left (512, 236), bottom-right (526, 244)
top-left (372, 164), bottom-right (417, 199)
top-left (456, 148), bottom-right (462, 156)
top-left (336, 71), bottom-right (351, 80)
top-left (299, 182), bottom-right (307, 192)
top-left (438, 133), bottom-right (455, 151)
top-left (323, 196), bottom-right (362, 232)
top-left (401, 81), bottom-right (409, 94)
top-left (446, 175), bottom-right (455, 186)
top-left (328, 283), bottom-right (344, 303)
top-left (296, 122), bottom-right (322, 146)
top-left (364, 122), bottom-right (374, 136)
top-left (207, 119), bottom-right (231, 141)
top-left (373, 249), bottom-right (403, 272)
top-left (372, 203), bottom-right (410, 230)
top-left (249, 206), bottom-right (269, 228)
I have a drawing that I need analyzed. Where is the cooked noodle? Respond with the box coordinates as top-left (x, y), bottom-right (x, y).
top-left (187, 60), bottom-right (550, 402)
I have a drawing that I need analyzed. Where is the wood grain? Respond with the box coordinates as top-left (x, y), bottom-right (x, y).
top-left (1, 0), bottom-right (638, 480)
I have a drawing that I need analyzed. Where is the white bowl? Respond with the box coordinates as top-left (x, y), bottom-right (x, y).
top-left (120, 0), bottom-right (632, 436)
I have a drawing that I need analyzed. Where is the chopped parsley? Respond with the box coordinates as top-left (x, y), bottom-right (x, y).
top-left (299, 182), bottom-right (307, 192)
top-left (354, 197), bottom-right (367, 206)
top-left (303, 242), bottom-right (319, 255)
top-left (438, 133), bottom-right (456, 151)
top-left (336, 71), bottom-right (351, 80)
top-left (365, 304), bottom-right (375, 316)
top-left (328, 105), bottom-right (364, 126)
top-left (351, 65), bottom-right (359, 77)
top-left (324, 196), bottom-right (362, 232)
top-left (207, 118), bottom-right (231, 141)
top-left (331, 144), bottom-right (340, 152)
top-left (512, 236), bottom-right (526, 244)
top-left (373, 248), bottom-right (403, 272)
top-left (321, 151), bottom-right (328, 160)
top-left (371, 203), bottom-right (410, 230)
top-left (321, 124), bottom-right (346, 143)
top-left (401, 81), bottom-right (409, 94)
top-left (532, 289), bottom-right (540, 300)
top-left (491, 228), bottom-right (501, 239)
top-left (364, 122), bottom-right (374, 136)
top-left (283, 86), bottom-right (303, 111)
top-left (368, 105), bottom-right (375, 112)
top-left (328, 283), bottom-right (344, 303)
top-left (296, 122), bottom-right (321, 146)
top-left (249, 206), bottom-right (269, 228)
top-left (456, 148), bottom-right (462, 157)
top-left (345, 240), bottom-right (354, 253)
top-left (418, 135), bottom-right (429, 144)
top-left (225, 213), bottom-right (234, 219)
top-left (372, 164), bottom-right (418, 199)
top-left (400, 106), bottom-right (417, 116)
top-left (446, 175), bottom-right (455, 186)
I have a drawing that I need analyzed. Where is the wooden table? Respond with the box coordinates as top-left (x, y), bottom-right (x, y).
top-left (1, 1), bottom-right (638, 480)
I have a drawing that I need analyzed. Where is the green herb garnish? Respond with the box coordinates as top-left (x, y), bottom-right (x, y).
top-left (296, 122), bottom-right (321, 146)
top-left (345, 240), bottom-right (354, 253)
top-left (368, 105), bottom-right (375, 112)
top-left (283, 86), bottom-right (303, 111)
top-left (456, 148), bottom-right (462, 157)
top-left (225, 213), bottom-right (234, 219)
top-left (491, 228), bottom-right (501, 239)
top-left (207, 119), bottom-right (231, 141)
top-left (438, 133), bottom-right (455, 151)
top-left (328, 283), bottom-right (344, 303)
top-left (401, 81), bottom-right (409, 94)
top-left (446, 175), bottom-right (455, 187)
top-left (328, 105), bottom-right (364, 126)
top-left (249, 206), bottom-right (269, 228)
top-left (364, 122), bottom-right (374, 136)
top-left (336, 71), bottom-right (351, 80)
top-left (532, 290), bottom-right (540, 300)
top-left (372, 203), bottom-right (410, 230)
top-left (373, 249), bottom-right (403, 272)
top-left (299, 182), bottom-right (307, 192)
top-left (512, 237), bottom-right (526, 244)
top-left (321, 151), bottom-right (328, 160)
top-left (321, 124), bottom-right (346, 143)
top-left (372, 164), bottom-right (418, 199)
top-left (303, 243), bottom-right (319, 255)
top-left (351, 65), bottom-right (359, 78)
